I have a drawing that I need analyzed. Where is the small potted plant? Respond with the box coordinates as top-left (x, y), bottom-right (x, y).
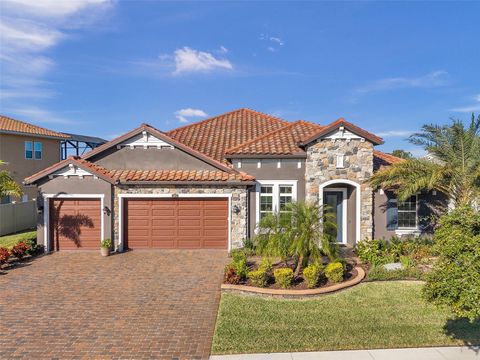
top-left (100, 239), bottom-right (112, 257)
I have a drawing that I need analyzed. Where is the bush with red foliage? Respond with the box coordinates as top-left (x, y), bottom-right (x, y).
top-left (11, 242), bottom-right (29, 260)
top-left (224, 264), bottom-right (241, 285)
top-left (0, 247), bottom-right (10, 265)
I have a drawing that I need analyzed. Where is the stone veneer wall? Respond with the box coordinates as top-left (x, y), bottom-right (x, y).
top-left (113, 185), bottom-right (248, 250)
top-left (305, 139), bottom-right (374, 242)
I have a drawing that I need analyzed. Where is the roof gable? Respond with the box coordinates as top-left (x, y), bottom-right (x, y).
top-left (0, 114), bottom-right (69, 139)
top-left (82, 123), bottom-right (235, 173)
top-left (299, 118), bottom-right (384, 146)
top-left (167, 108), bottom-right (289, 163)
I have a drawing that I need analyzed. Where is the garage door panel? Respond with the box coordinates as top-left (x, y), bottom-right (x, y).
top-left (50, 198), bottom-right (101, 250)
top-left (125, 198), bottom-right (228, 249)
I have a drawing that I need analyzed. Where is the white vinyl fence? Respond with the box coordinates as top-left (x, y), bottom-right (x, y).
top-left (0, 200), bottom-right (37, 236)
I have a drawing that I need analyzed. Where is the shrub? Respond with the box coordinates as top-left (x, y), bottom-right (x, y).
top-left (224, 264), bottom-right (240, 285)
top-left (100, 238), bottom-right (112, 248)
top-left (423, 205), bottom-right (480, 321)
top-left (274, 268), bottom-right (294, 289)
top-left (355, 238), bottom-right (390, 266)
top-left (325, 261), bottom-right (344, 283)
top-left (24, 238), bottom-right (39, 256)
top-left (229, 250), bottom-right (248, 280)
top-left (248, 269), bottom-right (268, 287)
top-left (400, 255), bottom-right (414, 268)
top-left (258, 257), bottom-right (272, 272)
top-left (11, 242), bottom-right (29, 259)
top-left (0, 247), bottom-right (10, 265)
top-left (303, 263), bottom-right (323, 288)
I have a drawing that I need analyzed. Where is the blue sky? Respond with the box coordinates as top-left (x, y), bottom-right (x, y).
top-left (1, 1), bottom-right (479, 155)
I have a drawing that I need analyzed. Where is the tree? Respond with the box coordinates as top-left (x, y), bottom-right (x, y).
top-left (370, 114), bottom-right (480, 206)
top-left (391, 149), bottom-right (413, 159)
top-left (423, 205), bottom-right (480, 321)
top-left (254, 201), bottom-right (338, 276)
top-left (0, 160), bottom-right (22, 200)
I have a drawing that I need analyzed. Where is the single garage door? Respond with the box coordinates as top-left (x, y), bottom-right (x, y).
top-left (124, 198), bottom-right (228, 249)
top-left (50, 198), bottom-right (101, 250)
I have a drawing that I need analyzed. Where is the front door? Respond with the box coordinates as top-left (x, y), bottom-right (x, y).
top-left (323, 190), bottom-right (345, 243)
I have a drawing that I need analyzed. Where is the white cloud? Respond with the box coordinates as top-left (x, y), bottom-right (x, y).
top-left (376, 130), bottom-right (414, 137)
top-left (1, 0), bottom-right (111, 19)
top-left (354, 70), bottom-right (448, 95)
top-left (450, 93), bottom-right (480, 113)
top-left (173, 47), bottom-right (233, 75)
top-left (5, 106), bottom-right (76, 124)
top-left (219, 46), bottom-right (228, 54)
top-left (267, 46), bottom-right (276, 52)
top-left (260, 33), bottom-right (284, 52)
top-left (269, 37), bottom-right (284, 46)
top-left (174, 108), bottom-right (208, 123)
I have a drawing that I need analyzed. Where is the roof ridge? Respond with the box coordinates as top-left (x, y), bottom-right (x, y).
top-left (224, 121), bottom-right (297, 154)
top-left (166, 108), bottom-right (289, 134)
top-left (0, 114), bottom-right (69, 138)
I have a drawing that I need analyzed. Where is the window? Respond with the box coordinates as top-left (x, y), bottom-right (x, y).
top-left (25, 141), bottom-right (33, 159)
top-left (257, 181), bottom-right (296, 222)
top-left (397, 196), bottom-right (417, 228)
top-left (34, 142), bottom-right (42, 160)
top-left (25, 141), bottom-right (42, 160)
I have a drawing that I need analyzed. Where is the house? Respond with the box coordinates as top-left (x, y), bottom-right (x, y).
top-left (0, 115), bottom-right (69, 203)
top-left (24, 108), bottom-right (447, 251)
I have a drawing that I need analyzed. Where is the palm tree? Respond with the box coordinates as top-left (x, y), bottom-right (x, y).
top-left (0, 160), bottom-right (22, 200)
top-left (370, 115), bottom-right (480, 206)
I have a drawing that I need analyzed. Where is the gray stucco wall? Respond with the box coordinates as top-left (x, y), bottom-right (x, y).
top-left (35, 176), bottom-right (113, 248)
top-left (373, 189), bottom-right (448, 239)
top-left (236, 159), bottom-right (305, 238)
top-left (92, 147), bottom-right (217, 171)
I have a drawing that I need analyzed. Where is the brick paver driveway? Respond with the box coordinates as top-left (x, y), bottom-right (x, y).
top-left (0, 250), bottom-right (228, 359)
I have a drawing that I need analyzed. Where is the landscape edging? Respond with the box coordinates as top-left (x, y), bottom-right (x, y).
top-left (221, 266), bottom-right (366, 296)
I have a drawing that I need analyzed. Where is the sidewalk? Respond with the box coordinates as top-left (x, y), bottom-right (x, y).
top-left (210, 346), bottom-right (479, 360)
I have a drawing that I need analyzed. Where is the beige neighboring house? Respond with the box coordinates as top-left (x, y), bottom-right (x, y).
top-left (0, 115), bottom-right (69, 203)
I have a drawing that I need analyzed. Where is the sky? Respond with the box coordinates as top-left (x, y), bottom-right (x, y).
top-left (1, 0), bottom-right (479, 155)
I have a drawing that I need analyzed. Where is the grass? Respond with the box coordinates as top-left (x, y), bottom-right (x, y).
top-left (212, 281), bottom-right (480, 354)
top-left (366, 266), bottom-right (427, 281)
top-left (0, 230), bottom-right (36, 249)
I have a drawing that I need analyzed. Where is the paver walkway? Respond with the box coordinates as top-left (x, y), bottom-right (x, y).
top-left (210, 346), bottom-right (479, 360)
top-left (0, 250), bottom-right (228, 359)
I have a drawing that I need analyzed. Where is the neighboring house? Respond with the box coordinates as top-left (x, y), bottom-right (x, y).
top-left (0, 115), bottom-right (69, 203)
top-left (24, 108), bottom-right (447, 252)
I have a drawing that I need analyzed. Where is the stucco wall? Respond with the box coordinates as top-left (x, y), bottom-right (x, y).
top-left (305, 139), bottom-right (374, 242)
top-left (113, 185), bottom-right (249, 250)
top-left (36, 176), bottom-right (113, 248)
top-left (236, 159), bottom-right (305, 238)
top-left (0, 133), bottom-right (62, 201)
top-left (91, 147), bottom-right (217, 171)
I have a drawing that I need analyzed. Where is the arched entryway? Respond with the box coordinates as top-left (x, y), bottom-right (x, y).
top-left (319, 179), bottom-right (361, 245)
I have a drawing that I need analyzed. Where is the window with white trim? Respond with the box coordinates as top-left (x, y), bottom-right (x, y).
top-left (25, 141), bottom-right (33, 159)
top-left (258, 182), bottom-right (296, 222)
top-left (34, 142), bottom-right (42, 160)
top-left (25, 141), bottom-right (42, 160)
top-left (397, 195), bottom-right (417, 228)
top-left (259, 185), bottom-right (274, 220)
top-left (336, 154), bottom-right (345, 168)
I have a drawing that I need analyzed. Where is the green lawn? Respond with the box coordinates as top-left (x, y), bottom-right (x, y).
top-left (212, 281), bottom-right (480, 354)
top-left (0, 230), bottom-right (36, 249)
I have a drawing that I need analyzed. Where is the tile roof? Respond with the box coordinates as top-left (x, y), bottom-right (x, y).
top-left (109, 169), bottom-right (254, 182)
top-left (225, 120), bottom-right (322, 156)
top-left (373, 150), bottom-right (404, 171)
top-left (0, 114), bottom-right (69, 139)
top-left (166, 108), bottom-right (289, 163)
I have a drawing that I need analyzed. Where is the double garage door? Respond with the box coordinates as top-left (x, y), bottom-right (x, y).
top-left (124, 198), bottom-right (228, 249)
top-left (49, 197), bottom-right (228, 250)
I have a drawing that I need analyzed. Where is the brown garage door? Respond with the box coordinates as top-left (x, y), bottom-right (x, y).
top-left (125, 198), bottom-right (228, 249)
top-left (50, 198), bottom-right (101, 250)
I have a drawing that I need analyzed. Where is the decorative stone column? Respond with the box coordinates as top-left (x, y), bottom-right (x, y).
top-left (305, 138), bottom-right (374, 242)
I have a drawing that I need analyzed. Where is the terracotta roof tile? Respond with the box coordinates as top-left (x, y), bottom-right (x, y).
top-left (109, 169), bottom-right (254, 182)
top-left (373, 150), bottom-right (404, 171)
top-left (0, 114), bottom-right (69, 139)
top-left (167, 108), bottom-right (289, 163)
top-left (225, 120), bottom-right (322, 156)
